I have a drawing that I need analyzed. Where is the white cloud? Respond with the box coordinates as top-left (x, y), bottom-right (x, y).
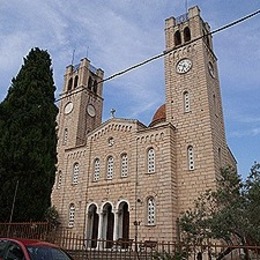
top-left (0, 0), bottom-right (260, 178)
top-left (230, 127), bottom-right (260, 138)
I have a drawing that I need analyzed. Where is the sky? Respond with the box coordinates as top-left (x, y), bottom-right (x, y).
top-left (0, 0), bottom-right (259, 178)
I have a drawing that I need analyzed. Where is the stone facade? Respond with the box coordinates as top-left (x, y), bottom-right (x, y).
top-left (51, 6), bottom-right (236, 245)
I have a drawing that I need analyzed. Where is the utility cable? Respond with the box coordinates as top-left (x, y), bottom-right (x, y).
top-left (100, 8), bottom-right (260, 84)
top-left (55, 8), bottom-right (260, 103)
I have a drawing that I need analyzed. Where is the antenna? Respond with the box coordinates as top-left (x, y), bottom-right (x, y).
top-left (71, 49), bottom-right (75, 65)
top-left (185, 0), bottom-right (188, 13)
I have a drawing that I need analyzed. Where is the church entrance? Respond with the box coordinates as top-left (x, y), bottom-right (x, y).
top-left (102, 203), bottom-right (114, 248)
top-left (118, 202), bottom-right (129, 245)
top-left (86, 204), bottom-right (99, 248)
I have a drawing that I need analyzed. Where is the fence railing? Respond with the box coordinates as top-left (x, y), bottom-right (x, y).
top-left (43, 230), bottom-right (260, 260)
top-left (1, 223), bottom-right (260, 260)
top-left (0, 222), bottom-right (52, 239)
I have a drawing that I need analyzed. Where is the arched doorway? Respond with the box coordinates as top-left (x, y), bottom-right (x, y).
top-left (86, 204), bottom-right (99, 248)
top-left (102, 203), bottom-right (114, 248)
top-left (118, 202), bottom-right (129, 247)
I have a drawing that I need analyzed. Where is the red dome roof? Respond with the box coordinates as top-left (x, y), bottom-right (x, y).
top-left (149, 104), bottom-right (166, 127)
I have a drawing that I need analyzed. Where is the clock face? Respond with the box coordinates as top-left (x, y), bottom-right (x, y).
top-left (87, 104), bottom-right (96, 117)
top-left (176, 58), bottom-right (192, 74)
top-left (64, 102), bottom-right (74, 114)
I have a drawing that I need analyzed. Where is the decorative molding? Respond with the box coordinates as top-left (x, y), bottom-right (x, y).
top-left (91, 123), bottom-right (133, 141)
top-left (137, 132), bottom-right (165, 144)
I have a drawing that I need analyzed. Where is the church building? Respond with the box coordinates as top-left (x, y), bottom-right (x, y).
top-left (51, 6), bottom-right (236, 246)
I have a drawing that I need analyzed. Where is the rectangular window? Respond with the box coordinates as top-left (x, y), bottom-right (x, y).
top-left (73, 163), bottom-right (79, 184)
top-left (121, 154), bottom-right (128, 177)
top-left (107, 156), bottom-right (113, 179)
top-left (148, 148), bottom-right (155, 173)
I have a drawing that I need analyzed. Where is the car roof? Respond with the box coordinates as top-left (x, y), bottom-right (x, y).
top-left (0, 238), bottom-right (60, 248)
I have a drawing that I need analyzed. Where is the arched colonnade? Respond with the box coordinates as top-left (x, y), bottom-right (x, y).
top-left (86, 200), bottom-right (130, 249)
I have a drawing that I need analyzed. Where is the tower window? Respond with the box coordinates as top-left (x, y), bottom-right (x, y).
top-left (147, 197), bottom-right (156, 225)
top-left (183, 91), bottom-right (190, 113)
top-left (147, 148), bottom-right (155, 173)
top-left (63, 128), bottom-right (68, 145)
top-left (93, 80), bottom-right (98, 94)
top-left (187, 146), bottom-right (195, 171)
top-left (121, 153), bottom-right (128, 178)
top-left (213, 94), bottom-right (218, 116)
top-left (74, 75), bottom-right (79, 89)
top-left (184, 27), bottom-right (191, 42)
top-left (203, 29), bottom-right (210, 47)
top-left (174, 30), bottom-right (182, 46)
top-left (93, 158), bottom-right (100, 181)
top-left (106, 156), bottom-right (114, 179)
top-left (67, 78), bottom-right (73, 91)
top-left (57, 170), bottom-right (62, 189)
top-left (72, 163), bottom-right (79, 184)
top-left (68, 203), bottom-right (75, 228)
top-left (88, 77), bottom-right (93, 91)
top-left (218, 148), bottom-right (222, 168)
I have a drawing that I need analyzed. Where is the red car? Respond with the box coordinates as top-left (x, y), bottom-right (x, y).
top-left (0, 238), bottom-right (73, 260)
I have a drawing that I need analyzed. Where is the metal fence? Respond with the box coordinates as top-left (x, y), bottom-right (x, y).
top-left (0, 222), bottom-right (52, 239)
top-left (1, 223), bottom-right (260, 260)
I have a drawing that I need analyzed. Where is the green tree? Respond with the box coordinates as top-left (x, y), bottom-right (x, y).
top-left (243, 162), bottom-right (260, 244)
top-left (0, 47), bottom-right (58, 222)
top-left (179, 163), bottom-right (260, 258)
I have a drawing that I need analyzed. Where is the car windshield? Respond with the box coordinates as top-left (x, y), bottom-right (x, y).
top-left (26, 245), bottom-right (73, 260)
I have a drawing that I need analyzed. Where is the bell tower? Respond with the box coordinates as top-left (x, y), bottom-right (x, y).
top-left (57, 58), bottom-right (104, 148)
top-left (164, 6), bottom-right (235, 210)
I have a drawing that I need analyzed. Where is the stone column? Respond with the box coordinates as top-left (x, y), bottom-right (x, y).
top-left (97, 212), bottom-right (103, 249)
top-left (113, 210), bottom-right (119, 241)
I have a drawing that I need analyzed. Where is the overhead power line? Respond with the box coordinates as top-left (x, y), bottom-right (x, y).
top-left (100, 8), bottom-right (260, 84)
top-left (55, 8), bottom-right (260, 103)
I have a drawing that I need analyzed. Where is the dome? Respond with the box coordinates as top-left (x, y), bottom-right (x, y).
top-left (149, 104), bottom-right (166, 127)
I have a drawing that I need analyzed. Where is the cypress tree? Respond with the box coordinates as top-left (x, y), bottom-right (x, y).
top-left (0, 48), bottom-right (58, 222)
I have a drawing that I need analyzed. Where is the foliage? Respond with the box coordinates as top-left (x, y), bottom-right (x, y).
top-left (152, 248), bottom-right (189, 260)
top-left (44, 206), bottom-right (60, 228)
top-left (179, 163), bottom-right (260, 247)
top-left (0, 48), bottom-right (58, 222)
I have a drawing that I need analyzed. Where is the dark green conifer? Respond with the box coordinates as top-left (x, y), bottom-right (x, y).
top-left (0, 48), bottom-right (58, 222)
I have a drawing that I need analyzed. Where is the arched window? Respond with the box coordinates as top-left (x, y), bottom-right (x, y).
top-left (147, 197), bottom-right (156, 225)
top-left (218, 148), bottom-right (222, 168)
top-left (184, 27), bottom-right (191, 42)
top-left (183, 91), bottom-right (190, 113)
top-left (57, 170), bottom-right (62, 189)
top-left (106, 156), bottom-right (113, 179)
top-left (73, 75), bottom-right (79, 89)
top-left (88, 77), bottom-right (93, 90)
top-left (203, 30), bottom-right (210, 47)
top-left (174, 30), bottom-right (181, 46)
top-left (121, 153), bottom-right (128, 178)
top-left (63, 128), bottom-right (68, 145)
top-left (93, 158), bottom-right (100, 181)
top-left (147, 148), bottom-right (155, 173)
top-left (72, 163), bottom-right (79, 184)
top-left (93, 80), bottom-right (98, 94)
top-left (213, 94), bottom-right (217, 115)
top-left (187, 146), bottom-right (195, 170)
top-left (67, 78), bottom-right (73, 91)
top-left (68, 203), bottom-right (75, 228)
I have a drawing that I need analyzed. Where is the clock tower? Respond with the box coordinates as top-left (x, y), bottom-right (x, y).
top-left (57, 58), bottom-right (104, 148)
top-left (164, 6), bottom-right (235, 210)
